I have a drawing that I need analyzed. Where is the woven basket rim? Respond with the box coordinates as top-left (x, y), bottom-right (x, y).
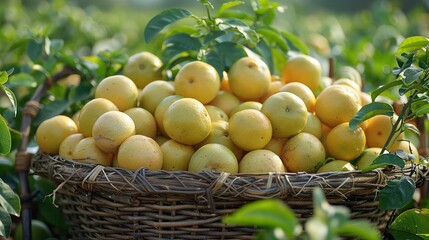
top-left (31, 152), bottom-right (428, 200)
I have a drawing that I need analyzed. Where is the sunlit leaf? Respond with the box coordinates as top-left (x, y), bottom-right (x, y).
top-left (144, 8), bottom-right (192, 43)
top-left (389, 208), bottom-right (429, 238)
top-left (223, 198), bottom-right (299, 239)
top-left (0, 179), bottom-right (20, 217)
top-left (0, 117), bottom-right (11, 154)
top-left (0, 86), bottom-right (17, 117)
top-left (349, 102), bottom-right (394, 130)
top-left (379, 176), bottom-right (415, 210)
top-left (216, 1), bottom-right (245, 17)
top-left (0, 71), bottom-right (7, 84)
top-left (218, 19), bottom-right (259, 47)
top-left (256, 27), bottom-right (289, 52)
top-left (396, 36), bottom-right (429, 55)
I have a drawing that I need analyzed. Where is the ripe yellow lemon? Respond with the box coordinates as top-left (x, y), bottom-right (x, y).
top-left (163, 98), bottom-right (211, 145)
top-left (325, 122), bottom-right (366, 161)
top-left (124, 107), bottom-right (157, 139)
top-left (316, 160), bottom-right (355, 173)
top-left (123, 51), bottom-right (163, 89)
top-left (261, 92), bottom-right (308, 138)
top-left (73, 137), bottom-right (112, 166)
top-left (154, 95), bottom-right (183, 137)
top-left (139, 80), bottom-right (175, 114)
top-left (205, 105), bottom-right (229, 122)
top-left (281, 54), bottom-right (322, 91)
top-left (188, 143), bottom-right (238, 173)
top-left (36, 115), bottom-right (78, 155)
top-left (263, 137), bottom-right (287, 157)
top-left (228, 57), bottom-right (271, 101)
top-left (174, 61), bottom-right (220, 104)
top-left (302, 113), bottom-right (323, 140)
top-left (95, 75), bottom-right (139, 111)
top-left (332, 78), bottom-right (361, 93)
top-left (161, 139), bottom-right (195, 171)
top-left (230, 101), bottom-right (263, 117)
top-left (282, 132), bottom-right (326, 173)
top-left (355, 147), bottom-right (388, 170)
top-left (117, 135), bottom-right (163, 170)
top-left (365, 114), bottom-right (404, 151)
top-left (315, 85), bottom-right (360, 128)
top-left (194, 121), bottom-right (243, 161)
top-left (59, 133), bottom-right (84, 160)
top-left (92, 111), bottom-right (136, 153)
top-left (279, 82), bottom-right (316, 112)
top-left (260, 81), bottom-right (283, 103)
top-left (208, 90), bottom-right (241, 117)
top-left (239, 149), bottom-right (286, 173)
top-left (228, 109), bottom-right (272, 151)
top-left (78, 98), bottom-right (119, 137)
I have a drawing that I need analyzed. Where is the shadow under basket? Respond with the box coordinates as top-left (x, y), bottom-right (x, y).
top-left (31, 152), bottom-right (428, 240)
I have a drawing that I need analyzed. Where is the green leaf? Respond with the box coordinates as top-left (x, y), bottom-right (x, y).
top-left (379, 176), bottom-right (416, 210)
top-left (255, 38), bottom-right (274, 73)
top-left (388, 230), bottom-right (424, 240)
top-left (0, 179), bottom-right (20, 216)
top-left (0, 208), bottom-right (12, 237)
top-left (256, 27), bottom-right (289, 53)
top-left (206, 50), bottom-right (224, 80)
top-left (8, 73), bottom-right (37, 87)
top-left (414, 103), bottom-right (429, 117)
top-left (403, 67), bottom-right (423, 84)
top-left (222, 199), bottom-right (299, 239)
top-left (216, 1), bottom-right (245, 17)
top-left (361, 153), bottom-right (405, 173)
top-left (33, 100), bottom-right (72, 126)
top-left (0, 86), bottom-right (18, 117)
top-left (0, 117), bottom-right (11, 155)
top-left (396, 36), bottom-right (429, 55)
top-left (389, 208), bottom-right (429, 237)
top-left (255, 228), bottom-right (287, 240)
top-left (218, 18), bottom-right (259, 47)
top-left (337, 220), bottom-right (381, 240)
top-left (349, 102), bottom-right (394, 130)
top-left (162, 33), bottom-right (202, 63)
top-left (49, 39), bottom-right (64, 55)
top-left (371, 80), bottom-right (403, 101)
top-left (281, 32), bottom-right (309, 55)
top-left (212, 41), bottom-right (247, 70)
top-left (144, 8), bottom-right (192, 43)
top-left (0, 71), bottom-right (7, 84)
top-left (26, 38), bottom-right (44, 62)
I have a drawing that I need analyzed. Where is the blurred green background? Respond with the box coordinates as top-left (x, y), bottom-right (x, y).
top-left (1, 0), bottom-right (429, 91)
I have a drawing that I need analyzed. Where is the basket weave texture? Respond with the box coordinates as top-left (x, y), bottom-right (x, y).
top-left (31, 152), bottom-right (427, 240)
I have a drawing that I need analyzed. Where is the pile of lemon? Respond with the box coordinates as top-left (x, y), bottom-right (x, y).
top-left (35, 52), bottom-right (419, 174)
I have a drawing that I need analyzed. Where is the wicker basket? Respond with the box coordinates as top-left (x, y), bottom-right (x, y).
top-left (30, 152), bottom-right (429, 240)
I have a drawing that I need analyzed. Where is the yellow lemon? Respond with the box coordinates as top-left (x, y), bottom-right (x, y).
top-left (228, 109), bottom-right (272, 151)
top-left (139, 80), bottom-right (175, 114)
top-left (325, 122), bottom-right (366, 161)
top-left (154, 95), bottom-right (183, 137)
top-left (117, 135), bottom-right (163, 170)
top-left (124, 107), bottom-right (157, 139)
top-left (73, 137), bottom-right (112, 166)
top-left (78, 98), bottom-right (119, 137)
top-left (123, 51), bottom-right (163, 89)
top-left (188, 143), bottom-right (238, 173)
top-left (95, 75), bottom-right (139, 111)
top-left (281, 54), bottom-right (322, 91)
top-left (161, 139), bottom-right (195, 171)
top-left (163, 98), bottom-right (211, 145)
top-left (279, 82), bottom-right (316, 112)
top-left (59, 133), bottom-right (84, 160)
top-left (36, 115), bottom-right (78, 155)
top-left (239, 149), bottom-right (286, 173)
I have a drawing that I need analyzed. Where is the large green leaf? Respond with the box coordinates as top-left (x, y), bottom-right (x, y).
top-left (396, 36), bottom-right (429, 55)
top-left (256, 27), bottom-right (289, 53)
top-left (337, 220), bottom-right (381, 240)
top-left (206, 50), bottom-right (224, 80)
top-left (361, 153), bottom-right (405, 173)
top-left (33, 100), bottom-right (72, 126)
top-left (218, 18), bottom-right (259, 47)
top-left (144, 8), bottom-right (192, 43)
top-left (0, 208), bottom-right (12, 237)
top-left (8, 73), bottom-right (37, 87)
top-left (0, 117), bottom-right (11, 155)
top-left (212, 41), bottom-right (247, 70)
top-left (162, 33), bottom-right (202, 63)
top-left (0, 179), bottom-right (20, 217)
top-left (379, 176), bottom-right (415, 210)
top-left (26, 38), bottom-right (44, 62)
top-left (349, 102), bottom-right (394, 130)
top-left (222, 198), bottom-right (299, 239)
top-left (389, 208), bottom-right (429, 238)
